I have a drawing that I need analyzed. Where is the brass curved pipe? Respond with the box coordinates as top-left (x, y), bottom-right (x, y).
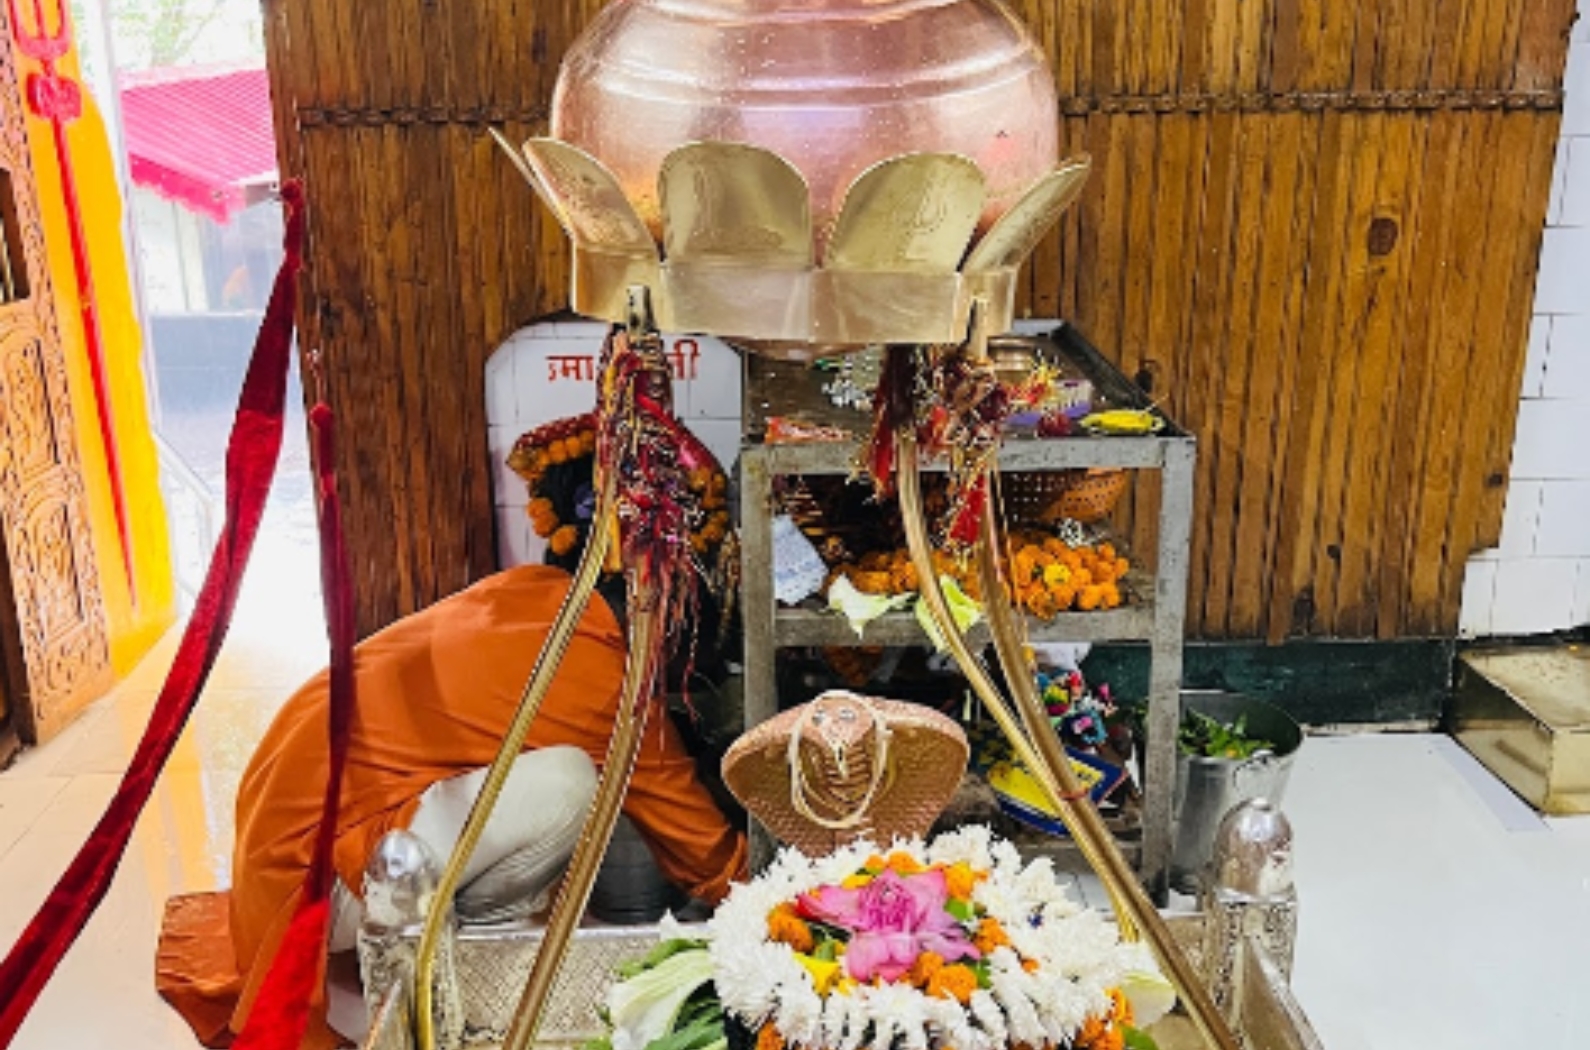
top-left (897, 419), bottom-right (1239, 1049)
top-left (894, 435), bottom-right (1130, 924)
top-left (500, 606), bottom-right (660, 1050)
top-left (413, 469), bottom-right (618, 1050)
top-left (971, 504), bottom-right (1240, 1050)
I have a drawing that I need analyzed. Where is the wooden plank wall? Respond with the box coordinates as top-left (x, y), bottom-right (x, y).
top-left (263, 0), bottom-right (1575, 640)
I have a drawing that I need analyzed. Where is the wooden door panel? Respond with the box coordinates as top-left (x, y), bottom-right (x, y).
top-left (0, 23), bottom-right (111, 740)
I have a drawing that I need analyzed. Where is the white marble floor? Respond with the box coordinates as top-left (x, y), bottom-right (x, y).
top-left (2, 597), bottom-right (1587, 1048)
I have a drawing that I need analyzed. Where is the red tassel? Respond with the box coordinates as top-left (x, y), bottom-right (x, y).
top-left (232, 900), bottom-right (332, 1047)
top-left (0, 181), bottom-right (306, 1047)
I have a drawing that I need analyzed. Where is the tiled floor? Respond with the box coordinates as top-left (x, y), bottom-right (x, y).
top-left (2, 588), bottom-right (1588, 1047)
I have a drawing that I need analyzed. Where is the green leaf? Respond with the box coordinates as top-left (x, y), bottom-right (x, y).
top-left (674, 989), bottom-right (724, 1032)
top-left (643, 1019), bottom-right (727, 1050)
top-left (971, 961), bottom-right (992, 990)
top-left (618, 939), bottom-right (711, 980)
top-left (945, 898), bottom-right (977, 923)
top-left (1121, 1026), bottom-right (1161, 1050)
top-left (813, 938), bottom-right (839, 962)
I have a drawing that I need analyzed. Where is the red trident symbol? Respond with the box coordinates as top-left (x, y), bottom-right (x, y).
top-left (9, 0), bottom-right (136, 601)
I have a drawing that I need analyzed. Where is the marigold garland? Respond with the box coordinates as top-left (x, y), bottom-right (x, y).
top-left (508, 411), bottom-right (731, 561)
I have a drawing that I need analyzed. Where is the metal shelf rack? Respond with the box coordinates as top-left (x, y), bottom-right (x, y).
top-left (736, 323), bottom-right (1196, 898)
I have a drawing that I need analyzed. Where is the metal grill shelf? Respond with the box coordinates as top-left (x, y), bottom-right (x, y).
top-left (736, 323), bottom-right (1196, 899)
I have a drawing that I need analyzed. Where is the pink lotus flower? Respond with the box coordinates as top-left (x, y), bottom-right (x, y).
top-left (797, 868), bottom-right (979, 983)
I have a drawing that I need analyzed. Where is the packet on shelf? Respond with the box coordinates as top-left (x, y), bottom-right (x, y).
top-left (765, 417), bottom-right (853, 444)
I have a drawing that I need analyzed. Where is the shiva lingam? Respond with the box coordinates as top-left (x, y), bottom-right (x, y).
top-left (404, 3), bottom-right (1243, 1050)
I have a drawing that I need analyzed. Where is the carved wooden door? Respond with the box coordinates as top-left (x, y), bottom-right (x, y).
top-left (0, 30), bottom-right (111, 742)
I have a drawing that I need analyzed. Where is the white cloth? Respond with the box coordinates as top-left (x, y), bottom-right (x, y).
top-left (325, 745), bottom-right (598, 1039)
top-left (329, 744), bottom-right (598, 950)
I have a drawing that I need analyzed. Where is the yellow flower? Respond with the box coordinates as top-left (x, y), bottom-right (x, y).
top-left (841, 873), bottom-right (873, 890)
top-left (1042, 562), bottom-right (1072, 588)
top-left (796, 953), bottom-right (843, 995)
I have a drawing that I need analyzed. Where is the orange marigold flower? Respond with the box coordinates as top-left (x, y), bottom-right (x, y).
top-left (886, 851), bottom-right (925, 875)
top-left (756, 1024), bottom-right (785, 1050)
top-left (766, 904), bottom-right (815, 954)
top-left (907, 951), bottom-right (945, 987)
top-left (865, 854), bottom-right (886, 872)
top-left (1077, 584), bottom-right (1106, 611)
top-left (942, 862), bottom-right (980, 901)
top-left (973, 917), bottom-right (1011, 955)
top-left (1021, 957), bottom-right (1039, 973)
top-left (1108, 988), bottom-right (1133, 1026)
top-left (1075, 1013), bottom-right (1125, 1050)
top-left (527, 498), bottom-right (559, 538)
top-left (549, 525), bottom-right (580, 557)
top-left (1076, 1016), bottom-right (1107, 1047)
top-left (852, 570), bottom-right (893, 595)
top-left (925, 964), bottom-right (978, 1004)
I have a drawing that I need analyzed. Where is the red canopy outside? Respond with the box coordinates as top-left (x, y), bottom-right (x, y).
top-left (118, 64), bottom-right (277, 224)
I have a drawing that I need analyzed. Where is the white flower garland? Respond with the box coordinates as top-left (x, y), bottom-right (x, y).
top-left (705, 826), bottom-right (1168, 1050)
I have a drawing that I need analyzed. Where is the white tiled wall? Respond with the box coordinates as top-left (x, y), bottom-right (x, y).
top-left (1460, 3), bottom-right (1590, 637)
top-left (484, 320), bottom-right (744, 569)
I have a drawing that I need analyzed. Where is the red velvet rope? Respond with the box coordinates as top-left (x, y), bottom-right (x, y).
top-left (0, 180), bottom-right (307, 1046)
top-left (230, 387), bottom-right (357, 1049)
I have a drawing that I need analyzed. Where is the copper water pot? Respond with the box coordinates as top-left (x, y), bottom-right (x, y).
top-left (551, 0), bottom-right (1060, 256)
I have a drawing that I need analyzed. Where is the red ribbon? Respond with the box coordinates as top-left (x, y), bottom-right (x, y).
top-left (0, 180), bottom-right (307, 1046)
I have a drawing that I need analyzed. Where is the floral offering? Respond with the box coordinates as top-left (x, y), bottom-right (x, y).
top-left (705, 827), bottom-right (1172, 1050)
top-left (825, 530), bottom-right (1129, 621)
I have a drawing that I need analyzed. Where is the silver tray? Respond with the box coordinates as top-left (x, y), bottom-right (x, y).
top-left (360, 916), bottom-right (1323, 1050)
